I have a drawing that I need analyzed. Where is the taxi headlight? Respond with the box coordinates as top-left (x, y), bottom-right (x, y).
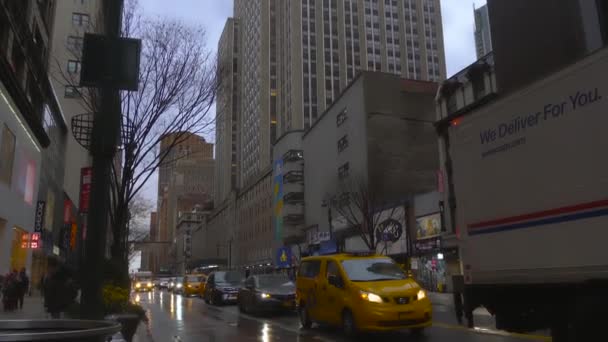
top-left (360, 291), bottom-right (383, 303)
top-left (135, 283), bottom-right (141, 288)
top-left (417, 289), bottom-right (427, 301)
top-left (260, 292), bottom-right (271, 299)
top-left (176, 283), bottom-right (182, 288)
top-left (147, 282), bottom-right (153, 287)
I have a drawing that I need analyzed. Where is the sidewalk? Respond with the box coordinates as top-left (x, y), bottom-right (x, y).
top-left (0, 295), bottom-right (47, 320)
top-left (0, 295), bottom-right (152, 342)
top-left (428, 291), bottom-right (492, 316)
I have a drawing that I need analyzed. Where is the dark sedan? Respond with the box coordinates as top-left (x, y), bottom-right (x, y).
top-left (237, 274), bottom-right (296, 314)
top-left (204, 270), bottom-right (245, 305)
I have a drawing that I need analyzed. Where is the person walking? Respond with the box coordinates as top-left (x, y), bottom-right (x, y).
top-left (43, 257), bottom-right (77, 318)
top-left (17, 267), bottom-right (29, 310)
top-left (2, 270), bottom-right (18, 312)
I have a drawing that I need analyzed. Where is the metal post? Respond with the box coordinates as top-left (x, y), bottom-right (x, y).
top-left (228, 238), bottom-right (232, 269)
top-left (327, 205), bottom-right (333, 240)
top-left (80, 0), bottom-right (124, 320)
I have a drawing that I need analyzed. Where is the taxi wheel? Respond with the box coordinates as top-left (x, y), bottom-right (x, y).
top-left (299, 304), bottom-right (312, 329)
top-left (342, 309), bottom-right (357, 337)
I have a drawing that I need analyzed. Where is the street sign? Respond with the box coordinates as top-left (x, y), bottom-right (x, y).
top-left (80, 33), bottom-right (141, 91)
top-left (79, 167), bottom-right (92, 213)
top-left (34, 201), bottom-right (45, 232)
top-left (276, 247), bottom-right (292, 268)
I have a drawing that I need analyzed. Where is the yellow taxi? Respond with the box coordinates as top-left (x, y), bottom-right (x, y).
top-left (183, 274), bottom-right (207, 297)
top-left (296, 252), bottom-right (431, 336)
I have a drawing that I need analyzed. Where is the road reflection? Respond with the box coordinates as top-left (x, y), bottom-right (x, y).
top-left (261, 322), bottom-right (270, 342)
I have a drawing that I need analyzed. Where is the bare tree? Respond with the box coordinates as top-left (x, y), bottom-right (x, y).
top-left (54, 1), bottom-right (217, 283)
top-left (331, 177), bottom-right (402, 252)
top-left (126, 194), bottom-right (153, 264)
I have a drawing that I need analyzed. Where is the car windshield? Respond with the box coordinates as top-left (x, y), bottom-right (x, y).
top-left (341, 258), bottom-right (407, 282)
top-left (257, 275), bottom-right (294, 289)
top-left (215, 271), bottom-right (244, 284)
top-left (186, 275), bottom-right (204, 282)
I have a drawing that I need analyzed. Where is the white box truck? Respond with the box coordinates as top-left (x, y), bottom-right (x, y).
top-left (442, 47), bottom-right (608, 341)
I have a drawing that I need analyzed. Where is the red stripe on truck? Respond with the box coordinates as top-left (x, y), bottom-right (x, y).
top-left (468, 199), bottom-right (608, 230)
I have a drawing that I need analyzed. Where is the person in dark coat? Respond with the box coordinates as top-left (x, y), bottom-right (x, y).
top-left (17, 267), bottom-right (29, 310)
top-left (43, 258), bottom-right (77, 318)
top-left (2, 270), bottom-right (19, 312)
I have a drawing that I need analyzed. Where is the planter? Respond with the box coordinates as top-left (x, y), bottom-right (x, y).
top-left (105, 314), bottom-right (140, 342)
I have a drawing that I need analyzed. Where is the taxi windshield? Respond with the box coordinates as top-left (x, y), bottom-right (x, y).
top-left (341, 258), bottom-right (406, 282)
top-left (186, 275), bottom-right (204, 282)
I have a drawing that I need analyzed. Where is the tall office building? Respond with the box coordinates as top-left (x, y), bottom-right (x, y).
top-left (156, 132), bottom-right (214, 270)
top-left (215, 18), bottom-right (240, 204)
top-left (474, 4), bottom-right (492, 59)
top-left (216, 0), bottom-right (446, 199)
top-left (49, 0), bottom-right (103, 207)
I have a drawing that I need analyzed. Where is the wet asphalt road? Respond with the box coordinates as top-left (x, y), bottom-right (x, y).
top-left (134, 291), bottom-right (550, 342)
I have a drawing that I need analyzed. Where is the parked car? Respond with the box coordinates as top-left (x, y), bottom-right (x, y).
top-left (204, 270), bottom-right (245, 305)
top-left (238, 274), bottom-right (296, 314)
top-left (296, 252), bottom-right (431, 336)
top-left (184, 274), bottom-right (207, 297)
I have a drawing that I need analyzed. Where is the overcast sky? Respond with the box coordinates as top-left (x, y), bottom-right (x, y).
top-left (137, 0), bottom-right (487, 203)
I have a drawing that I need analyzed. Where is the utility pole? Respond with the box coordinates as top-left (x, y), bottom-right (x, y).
top-left (80, 0), bottom-right (124, 319)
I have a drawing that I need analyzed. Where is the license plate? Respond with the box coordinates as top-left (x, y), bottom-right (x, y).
top-left (227, 295), bottom-right (236, 300)
top-left (398, 312), bottom-right (413, 320)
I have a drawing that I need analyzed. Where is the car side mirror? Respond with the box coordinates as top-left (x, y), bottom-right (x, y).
top-left (328, 275), bottom-right (344, 288)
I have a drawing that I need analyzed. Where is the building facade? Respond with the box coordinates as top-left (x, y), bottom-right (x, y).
top-left (212, 0), bottom-right (447, 269)
top-left (155, 132), bottom-right (214, 271)
top-left (221, 0), bottom-right (446, 189)
top-left (215, 18), bottom-right (240, 204)
top-left (301, 72), bottom-right (439, 257)
top-left (473, 4), bottom-right (492, 59)
top-left (0, 0), bottom-right (74, 282)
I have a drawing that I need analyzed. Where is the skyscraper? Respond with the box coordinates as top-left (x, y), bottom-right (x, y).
top-left (474, 4), bottom-right (492, 59)
top-left (215, 0), bottom-right (447, 203)
top-left (215, 18), bottom-right (240, 204)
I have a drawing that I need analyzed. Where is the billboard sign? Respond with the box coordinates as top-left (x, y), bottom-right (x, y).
top-left (416, 212), bottom-right (441, 239)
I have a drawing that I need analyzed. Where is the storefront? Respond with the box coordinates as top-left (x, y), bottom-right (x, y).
top-left (0, 82), bottom-right (42, 277)
top-left (412, 212), bottom-right (446, 292)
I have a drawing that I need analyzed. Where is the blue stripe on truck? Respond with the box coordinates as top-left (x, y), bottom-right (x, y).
top-left (469, 208), bottom-right (608, 236)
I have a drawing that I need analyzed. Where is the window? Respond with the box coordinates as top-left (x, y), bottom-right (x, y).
top-left (338, 162), bottom-right (350, 179)
top-left (72, 13), bottom-right (90, 27)
top-left (67, 36), bottom-right (83, 52)
top-left (64, 86), bottom-right (80, 98)
top-left (337, 135), bottom-right (348, 152)
top-left (0, 124), bottom-right (16, 185)
top-left (472, 75), bottom-right (486, 100)
top-left (326, 261), bottom-right (341, 279)
top-left (67, 60), bottom-right (81, 74)
top-left (446, 93), bottom-right (458, 113)
top-left (336, 108), bottom-right (347, 126)
top-left (299, 261), bottom-right (321, 278)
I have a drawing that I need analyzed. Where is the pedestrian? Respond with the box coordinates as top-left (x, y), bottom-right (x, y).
top-left (2, 270), bottom-right (19, 312)
top-left (43, 257), bottom-right (77, 318)
top-left (17, 267), bottom-right (29, 310)
top-left (452, 275), bottom-right (465, 325)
